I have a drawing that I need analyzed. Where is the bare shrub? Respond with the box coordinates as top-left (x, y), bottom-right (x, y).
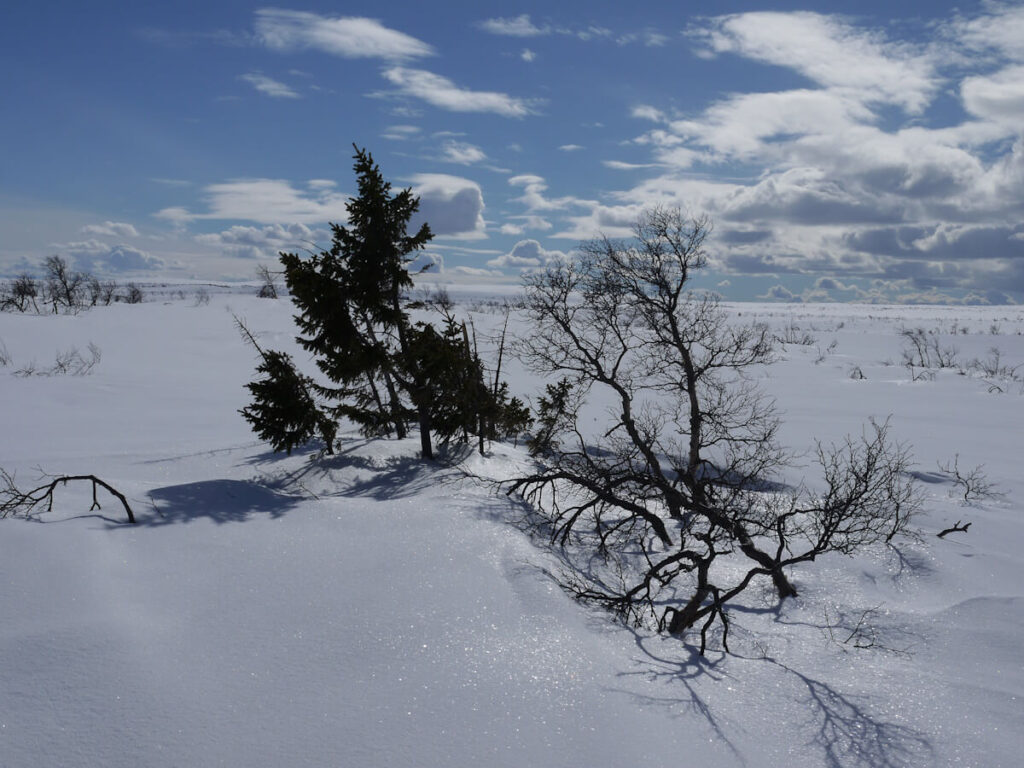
top-left (12, 343), bottom-right (101, 377)
top-left (968, 347), bottom-right (1022, 384)
top-left (510, 207), bottom-right (921, 654)
top-left (256, 264), bottom-right (279, 298)
top-left (774, 321), bottom-right (816, 346)
top-left (43, 255), bottom-right (88, 312)
top-left (938, 454), bottom-right (999, 505)
top-left (1, 274), bottom-right (41, 313)
top-left (900, 327), bottom-right (958, 371)
top-left (121, 283), bottom-right (144, 304)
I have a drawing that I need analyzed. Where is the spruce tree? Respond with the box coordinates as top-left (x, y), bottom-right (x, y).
top-left (241, 146), bottom-right (528, 459)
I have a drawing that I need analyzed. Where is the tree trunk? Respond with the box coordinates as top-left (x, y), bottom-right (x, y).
top-left (668, 585), bottom-right (712, 635)
top-left (418, 403), bottom-right (433, 460)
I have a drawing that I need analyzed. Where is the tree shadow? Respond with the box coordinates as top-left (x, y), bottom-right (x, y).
top-left (614, 629), bottom-right (933, 768)
top-left (753, 653), bottom-right (933, 768)
top-left (144, 479), bottom-right (305, 526)
top-left (615, 634), bottom-right (750, 765)
top-left (140, 440), bottom-right (468, 526)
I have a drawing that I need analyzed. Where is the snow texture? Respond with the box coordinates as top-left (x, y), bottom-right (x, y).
top-left (2, 289), bottom-right (1023, 767)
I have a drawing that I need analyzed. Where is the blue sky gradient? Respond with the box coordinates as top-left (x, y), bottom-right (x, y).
top-left (2, 1), bottom-right (1023, 302)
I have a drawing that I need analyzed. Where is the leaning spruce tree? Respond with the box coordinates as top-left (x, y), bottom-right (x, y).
top-left (241, 146), bottom-right (527, 459)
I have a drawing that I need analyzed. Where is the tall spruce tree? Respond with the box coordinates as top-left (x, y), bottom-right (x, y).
top-left (241, 146), bottom-right (529, 459)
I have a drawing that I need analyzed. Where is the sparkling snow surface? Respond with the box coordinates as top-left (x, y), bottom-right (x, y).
top-left (2, 292), bottom-right (1023, 767)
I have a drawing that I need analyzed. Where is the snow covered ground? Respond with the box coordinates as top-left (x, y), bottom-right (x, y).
top-left (2, 289), bottom-right (1023, 767)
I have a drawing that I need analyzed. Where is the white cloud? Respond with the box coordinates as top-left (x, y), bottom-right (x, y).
top-left (381, 68), bottom-right (538, 117)
top-left (381, 124), bottom-right (421, 140)
top-left (961, 65), bottom-right (1024, 124)
top-left (952, 3), bottom-right (1024, 62)
top-left (499, 215), bottom-right (553, 235)
top-left (408, 174), bottom-right (486, 239)
top-left (487, 239), bottom-right (566, 269)
top-left (193, 221), bottom-right (326, 260)
top-left (693, 12), bottom-right (938, 113)
top-left (81, 221), bottom-right (139, 238)
top-left (239, 73), bottom-right (301, 99)
top-left (255, 9), bottom-right (434, 60)
top-left (156, 179), bottom-right (350, 224)
top-left (558, 144), bottom-right (584, 152)
top-left (667, 89), bottom-right (874, 160)
top-left (451, 265), bottom-right (503, 277)
top-left (56, 239), bottom-right (164, 273)
top-left (508, 174), bottom-right (583, 211)
top-left (603, 160), bottom-right (660, 170)
top-left (439, 141), bottom-right (487, 165)
top-left (478, 14), bottom-right (549, 37)
top-left (631, 104), bottom-right (665, 122)
top-left (521, 49), bottom-right (536, 63)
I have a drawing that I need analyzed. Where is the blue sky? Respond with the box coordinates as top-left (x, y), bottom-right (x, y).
top-left (2, 1), bottom-right (1023, 302)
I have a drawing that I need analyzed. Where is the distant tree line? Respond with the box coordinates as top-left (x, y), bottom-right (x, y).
top-left (1, 255), bottom-right (143, 313)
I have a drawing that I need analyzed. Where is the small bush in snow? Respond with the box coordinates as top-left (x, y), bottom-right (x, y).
top-left (12, 343), bottom-right (101, 377)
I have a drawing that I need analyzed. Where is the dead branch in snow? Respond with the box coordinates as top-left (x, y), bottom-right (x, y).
top-left (0, 468), bottom-right (136, 524)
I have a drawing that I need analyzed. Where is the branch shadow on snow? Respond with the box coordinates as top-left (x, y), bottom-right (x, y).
top-left (615, 630), bottom-right (933, 768)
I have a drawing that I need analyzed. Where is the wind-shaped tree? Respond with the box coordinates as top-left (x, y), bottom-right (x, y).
top-left (242, 146), bottom-right (528, 459)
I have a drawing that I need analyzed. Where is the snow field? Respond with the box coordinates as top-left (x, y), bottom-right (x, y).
top-left (2, 291), bottom-right (1023, 767)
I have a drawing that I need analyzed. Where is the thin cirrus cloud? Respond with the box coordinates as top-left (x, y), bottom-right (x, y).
top-left (255, 9), bottom-right (434, 60)
top-left (240, 73), bottom-right (301, 99)
top-left (381, 67), bottom-right (538, 117)
top-left (439, 141), bottom-right (487, 165)
top-left (157, 179), bottom-right (351, 225)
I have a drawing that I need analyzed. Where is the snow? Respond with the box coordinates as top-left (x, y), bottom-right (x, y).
top-left (2, 291), bottom-right (1023, 767)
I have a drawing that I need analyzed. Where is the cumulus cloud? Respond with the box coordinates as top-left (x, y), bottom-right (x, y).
top-left (56, 239), bottom-right (164, 273)
top-left (239, 73), bottom-right (301, 99)
top-left (951, 3), bottom-right (1024, 62)
top-left (255, 10), bottom-right (434, 60)
top-left (760, 284), bottom-right (800, 302)
top-left (408, 174), bottom-right (486, 239)
top-left (381, 68), bottom-right (538, 117)
top-left (547, 8), bottom-right (1024, 300)
top-left (195, 223), bottom-right (322, 260)
top-left (961, 65), bottom-right (1024, 124)
top-left (521, 49), bottom-right (536, 63)
top-left (81, 221), bottom-right (139, 238)
top-left (487, 239), bottom-right (567, 269)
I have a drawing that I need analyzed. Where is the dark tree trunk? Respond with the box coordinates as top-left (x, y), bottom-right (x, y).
top-left (418, 404), bottom-right (433, 460)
